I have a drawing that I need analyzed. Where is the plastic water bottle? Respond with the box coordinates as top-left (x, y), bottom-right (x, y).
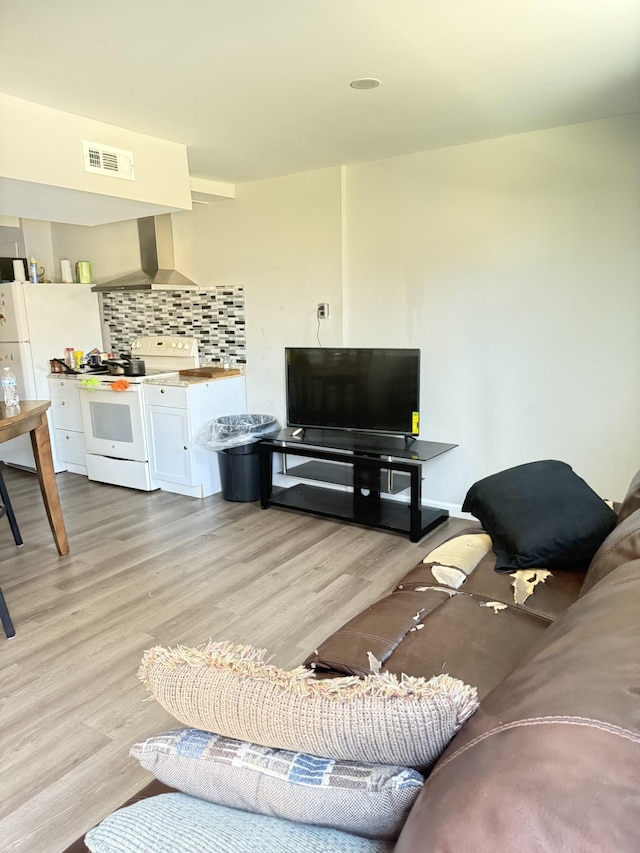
top-left (2, 367), bottom-right (19, 407)
top-left (29, 256), bottom-right (39, 284)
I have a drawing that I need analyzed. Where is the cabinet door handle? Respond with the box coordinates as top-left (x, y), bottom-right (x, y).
top-left (160, 389), bottom-right (165, 394)
top-left (61, 400), bottom-right (66, 406)
top-left (66, 435), bottom-right (70, 440)
top-left (183, 445), bottom-right (189, 451)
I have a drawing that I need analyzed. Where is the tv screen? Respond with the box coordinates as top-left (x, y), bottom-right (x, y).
top-left (285, 347), bottom-right (420, 437)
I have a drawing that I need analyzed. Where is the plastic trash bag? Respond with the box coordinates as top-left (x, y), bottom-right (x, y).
top-left (195, 414), bottom-right (279, 449)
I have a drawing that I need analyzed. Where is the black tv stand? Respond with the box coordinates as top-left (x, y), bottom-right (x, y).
top-left (258, 429), bottom-right (457, 543)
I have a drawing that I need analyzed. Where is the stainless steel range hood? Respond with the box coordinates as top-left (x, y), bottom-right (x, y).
top-left (91, 215), bottom-right (199, 293)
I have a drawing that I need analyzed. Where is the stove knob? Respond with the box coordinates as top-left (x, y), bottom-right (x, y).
top-left (171, 342), bottom-right (177, 348)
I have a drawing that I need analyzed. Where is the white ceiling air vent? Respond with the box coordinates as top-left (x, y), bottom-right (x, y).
top-left (82, 140), bottom-right (135, 180)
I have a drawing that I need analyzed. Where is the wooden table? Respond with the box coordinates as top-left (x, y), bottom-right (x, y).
top-left (0, 401), bottom-right (69, 556)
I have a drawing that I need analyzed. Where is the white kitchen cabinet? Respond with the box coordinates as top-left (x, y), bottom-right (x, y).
top-left (144, 375), bottom-right (246, 498)
top-left (145, 404), bottom-right (194, 487)
top-left (48, 377), bottom-right (88, 474)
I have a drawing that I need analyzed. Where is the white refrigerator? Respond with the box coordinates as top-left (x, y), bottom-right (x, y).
top-left (0, 281), bottom-right (103, 472)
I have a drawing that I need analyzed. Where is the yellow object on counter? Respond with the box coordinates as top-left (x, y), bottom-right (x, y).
top-left (74, 351), bottom-right (84, 370)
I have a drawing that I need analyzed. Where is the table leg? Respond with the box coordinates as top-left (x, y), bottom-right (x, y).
top-left (29, 412), bottom-right (69, 556)
top-left (0, 469), bottom-right (23, 546)
top-left (0, 588), bottom-right (16, 638)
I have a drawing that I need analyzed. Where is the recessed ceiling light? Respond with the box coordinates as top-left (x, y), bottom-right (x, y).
top-left (350, 78), bottom-right (382, 90)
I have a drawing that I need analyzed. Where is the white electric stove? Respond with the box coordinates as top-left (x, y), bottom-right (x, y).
top-left (78, 335), bottom-right (201, 489)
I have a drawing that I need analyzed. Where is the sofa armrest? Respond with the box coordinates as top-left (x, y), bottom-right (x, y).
top-left (395, 559), bottom-right (640, 852)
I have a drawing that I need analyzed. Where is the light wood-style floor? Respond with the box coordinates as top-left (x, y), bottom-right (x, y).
top-left (0, 464), bottom-right (469, 852)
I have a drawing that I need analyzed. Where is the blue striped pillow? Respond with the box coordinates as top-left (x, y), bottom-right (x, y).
top-left (130, 729), bottom-right (423, 840)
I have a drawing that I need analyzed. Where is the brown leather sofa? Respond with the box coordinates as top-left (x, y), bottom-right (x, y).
top-left (307, 469), bottom-right (640, 851)
top-left (68, 469), bottom-right (640, 852)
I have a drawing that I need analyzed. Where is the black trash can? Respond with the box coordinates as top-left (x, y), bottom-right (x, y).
top-left (197, 414), bottom-right (278, 502)
top-left (217, 442), bottom-right (261, 502)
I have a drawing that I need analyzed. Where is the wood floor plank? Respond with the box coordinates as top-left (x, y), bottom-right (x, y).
top-left (0, 464), bottom-right (472, 852)
top-left (0, 721), bottom-right (111, 821)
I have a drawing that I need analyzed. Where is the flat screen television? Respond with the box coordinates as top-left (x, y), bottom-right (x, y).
top-left (285, 347), bottom-right (420, 438)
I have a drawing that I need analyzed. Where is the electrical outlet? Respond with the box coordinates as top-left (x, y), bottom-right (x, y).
top-left (317, 302), bottom-right (329, 320)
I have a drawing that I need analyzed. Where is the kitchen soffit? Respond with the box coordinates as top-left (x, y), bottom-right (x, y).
top-left (0, 177), bottom-right (186, 227)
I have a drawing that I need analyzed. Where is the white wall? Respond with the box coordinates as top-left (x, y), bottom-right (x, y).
top-left (345, 114), bottom-right (640, 504)
top-left (52, 219), bottom-right (141, 283)
top-left (172, 167), bottom-right (344, 422)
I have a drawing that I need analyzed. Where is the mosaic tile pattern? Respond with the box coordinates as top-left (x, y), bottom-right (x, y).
top-left (102, 285), bottom-right (246, 363)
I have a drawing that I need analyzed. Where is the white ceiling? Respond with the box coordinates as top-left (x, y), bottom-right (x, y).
top-left (1, 0), bottom-right (639, 184)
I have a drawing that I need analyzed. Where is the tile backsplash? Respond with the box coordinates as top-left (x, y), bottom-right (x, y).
top-left (101, 285), bottom-right (246, 363)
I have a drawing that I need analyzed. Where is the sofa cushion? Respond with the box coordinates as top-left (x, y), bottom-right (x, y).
top-left (580, 507), bottom-right (640, 596)
top-left (461, 460), bottom-right (616, 573)
top-left (138, 641), bottom-right (478, 771)
top-left (306, 586), bottom-right (549, 701)
top-left (616, 468), bottom-right (640, 524)
top-left (461, 558), bottom-right (584, 621)
top-left (130, 728), bottom-right (423, 841)
top-left (397, 530), bottom-right (582, 621)
top-left (304, 588), bottom-right (455, 677)
top-left (394, 558), bottom-right (640, 853)
top-left (379, 592), bottom-right (549, 699)
top-left (394, 530), bottom-right (492, 592)
top-left (417, 530), bottom-right (493, 589)
top-left (85, 792), bottom-right (394, 853)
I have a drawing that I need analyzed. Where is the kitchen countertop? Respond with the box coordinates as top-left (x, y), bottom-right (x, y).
top-left (48, 366), bottom-right (244, 388)
top-left (144, 372), bottom-right (244, 387)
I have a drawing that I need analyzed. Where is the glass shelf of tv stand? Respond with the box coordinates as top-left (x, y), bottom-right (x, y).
top-left (283, 458), bottom-right (412, 494)
top-left (269, 428), bottom-right (457, 495)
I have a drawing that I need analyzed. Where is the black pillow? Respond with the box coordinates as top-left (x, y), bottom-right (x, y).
top-left (461, 460), bottom-right (617, 574)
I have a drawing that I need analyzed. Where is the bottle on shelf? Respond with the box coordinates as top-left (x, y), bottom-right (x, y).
top-left (2, 367), bottom-right (20, 407)
top-left (29, 256), bottom-right (39, 284)
top-left (64, 347), bottom-right (75, 369)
